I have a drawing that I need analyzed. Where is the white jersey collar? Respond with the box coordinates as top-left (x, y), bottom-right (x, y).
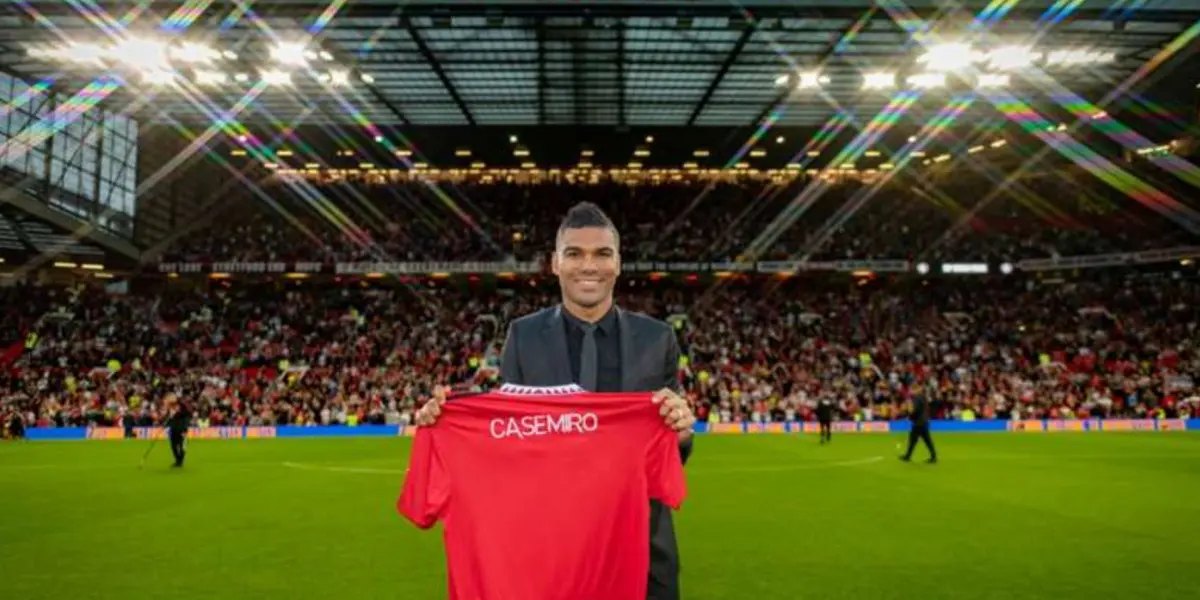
top-left (498, 383), bottom-right (585, 396)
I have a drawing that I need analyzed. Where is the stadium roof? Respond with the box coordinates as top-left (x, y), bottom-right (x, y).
top-left (2, 0), bottom-right (1199, 128)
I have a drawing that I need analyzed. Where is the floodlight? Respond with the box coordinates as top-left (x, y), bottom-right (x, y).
top-left (908, 72), bottom-right (946, 89)
top-left (977, 73), bottom-right (1010, 88)
top-left (986, 46), bottom-right (1041, 71)
top-left (863, 72), bottom-right (897, 90)
top-left (143, 70), bottom-right (175, 86)
top-left (172, 42), bottom-right (219, 64)
top-left (917, 43), bottom-right (980, 71)
top-left (271, 42), bottom-right (308, 66)
top-left (1046, 49), bottom-right (1114, 67)
top-left (261, 69), bottom-right (292, 85)
top-left (111, 38), bottom-right (170, 70)
top-left (58, 43), bottom-right (107, 66)
top-left (195, 70), bottom-right (227, 85)
top-left (797, 71), bottom-right (829, 89)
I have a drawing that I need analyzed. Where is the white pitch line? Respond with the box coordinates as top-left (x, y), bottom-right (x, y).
top-left (283, 461), bottom-right (404, 475)
top-left (700, 455), bottom-right (884, 474)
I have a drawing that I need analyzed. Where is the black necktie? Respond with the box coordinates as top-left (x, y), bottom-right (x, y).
top-left (579, 323), bottom-right (598, 392)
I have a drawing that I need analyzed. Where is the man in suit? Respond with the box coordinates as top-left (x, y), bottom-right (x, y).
top-left (417, 201), bottom-right (697, 600)
top-left (900, 392), bottom-right (937, 464)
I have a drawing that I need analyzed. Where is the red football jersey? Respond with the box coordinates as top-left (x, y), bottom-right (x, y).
top-left (397, 384), bottom-right (687, 600)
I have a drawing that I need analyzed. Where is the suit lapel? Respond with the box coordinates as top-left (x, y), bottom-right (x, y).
top-left (618, 307), bottom-right (638, 392)
top-left (542, 305), bottom-right (574, 385)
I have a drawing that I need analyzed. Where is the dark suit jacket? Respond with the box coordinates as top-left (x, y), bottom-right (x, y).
top-left (500, 304), bottom-right (690, 600)
top-left (910, 394), bottom-right (931, 426)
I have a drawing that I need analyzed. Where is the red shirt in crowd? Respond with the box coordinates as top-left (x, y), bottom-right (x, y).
top-left (397, 384), bottom-right (687, 600)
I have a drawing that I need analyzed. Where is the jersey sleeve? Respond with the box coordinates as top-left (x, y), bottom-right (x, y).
top-left (396, 427), bottom-right (451, 529)
top-left (645, 427), bottom-right (687, 510)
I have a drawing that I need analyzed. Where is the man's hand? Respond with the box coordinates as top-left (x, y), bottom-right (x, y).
top-left (415, 386), bottom-right (448, 427)
top-left (652, 388), bottom-right (696, 439)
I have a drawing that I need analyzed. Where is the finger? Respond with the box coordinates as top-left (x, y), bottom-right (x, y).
top-left (666, 408), bottom-right (688, 426)
top-left (650, 388), bottom-right (673, 404)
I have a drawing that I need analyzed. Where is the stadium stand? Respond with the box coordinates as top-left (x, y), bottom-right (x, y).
top-left (159, 171), bottom-right (1197, 267)
top-left (3, 265), bottom-right (1198, 430)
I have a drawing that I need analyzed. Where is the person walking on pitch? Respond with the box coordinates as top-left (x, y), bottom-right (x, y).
top-left (900, 392), bottom-right (937, 464)
top-left (165, 394), bottom-right (191, 468)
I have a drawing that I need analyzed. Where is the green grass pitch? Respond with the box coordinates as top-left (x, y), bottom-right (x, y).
top-left (3, 433), bottom-right (1200, 599)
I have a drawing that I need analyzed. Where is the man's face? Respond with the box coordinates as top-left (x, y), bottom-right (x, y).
top-left (553, 226), bottom-right (620, 310)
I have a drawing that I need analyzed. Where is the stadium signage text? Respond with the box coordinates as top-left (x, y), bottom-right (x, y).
top-left (336, 261), bottom-right (541, 274)
top-left (1017, 246), bottom-right (1199, 271)
top-left (156, 261), bottom-right (540, 275)
top-left (158, 262), bottom-right (323, 274)
top-left (489, 413), bottom-right (600, 440)
top-left (941, 263), bottom-right (989, 274)
top-left (756, 260), bottom-right (912, 273)
top-left (624, 261), bottom-right (757, 273)
top-left (155, 246), bottom-right (1197, 276)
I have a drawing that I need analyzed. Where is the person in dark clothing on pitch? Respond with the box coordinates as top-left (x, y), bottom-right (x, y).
top-left (900, 393), bottom-right (937, 463)
top-left (122, 410), bottom-right (136, 439)
top-left (165, 395), bottom-right (191, 468)
top-left (7, 410), bottom-right (25, 440)
top-left (816, 396), bottom-right (835, 444)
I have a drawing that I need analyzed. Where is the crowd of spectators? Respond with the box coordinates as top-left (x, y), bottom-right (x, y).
top-left (161, 170), bottom-right (1197, 267)
top-left (3, 271), bottom-right (1198, 432)
top-left (7, 171), bottom-right (1200, 434)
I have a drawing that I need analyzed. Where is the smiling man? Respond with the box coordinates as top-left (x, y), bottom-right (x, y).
top-left (416, 201), bottom-right (696, 599)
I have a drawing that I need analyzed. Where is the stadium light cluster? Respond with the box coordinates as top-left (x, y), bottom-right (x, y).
top-left (907, 73), bottom-right (946, 89)
top-left (918, 44), bottom-right (1115, 71)
top-left (1136, 143), bottom-right (1174, 157)
top-left (26, 38), bottom-right (372, 88)
top-left (782, 44), bottom-right (1116, 92)
top-left (917, 43), bottom-right (979, 72)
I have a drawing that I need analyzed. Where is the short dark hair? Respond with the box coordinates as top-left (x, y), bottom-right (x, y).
top-left (557, 202), bottom-right (620, 248)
